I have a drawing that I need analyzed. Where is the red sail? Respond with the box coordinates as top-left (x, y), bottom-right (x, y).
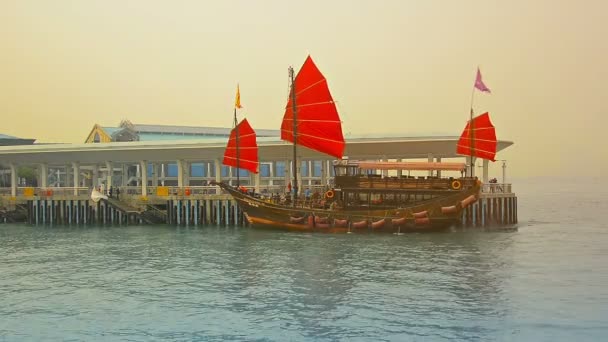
top-left (456, 112), bottom-right (497, 161)
top-left (281, 56), bottom-right (345, 159)
top-left (223, 118), bottom-right (259, 173)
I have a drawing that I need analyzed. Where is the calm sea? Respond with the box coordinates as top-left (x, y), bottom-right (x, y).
top-left (1, 178), bottom-right (607, 341)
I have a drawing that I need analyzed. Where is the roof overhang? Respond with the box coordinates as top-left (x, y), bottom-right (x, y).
top-left (0, 136), bottom-right (514, 165)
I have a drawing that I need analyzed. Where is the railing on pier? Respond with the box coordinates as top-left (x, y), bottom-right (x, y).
top-left (118, 184), bottom-right (329, 197)
top-left (480, 183), bottom-right (512, 194)
top-left (0, 187), bottom-right (89, 197)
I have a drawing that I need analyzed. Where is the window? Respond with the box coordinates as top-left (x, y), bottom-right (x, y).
top-left (260, 164), bottom-right (271, 177)
top-left (191, 163), bottom-right (206, 177)
top-left (93, 132), bottom-right (100, 143)
top-left (147, 164), bottom-right (154, 177)
top-left (237, 168), bottom-right (249, 177)
top-left (312, 161), bottom-right (322, 177)
top-left (167, 163), bottom-right (178, 177)
top-left (300, 161), bottom-right (309, 177)
top-left (221, 165), bottom-right (230, 177)
top-left (275, 161), bottom-right (286, 177)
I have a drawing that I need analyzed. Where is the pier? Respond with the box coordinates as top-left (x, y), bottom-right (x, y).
top-left (0, 135), bottom-right (516, 228)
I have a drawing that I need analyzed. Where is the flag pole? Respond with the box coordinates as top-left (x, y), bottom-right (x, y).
top-left (234, 84), bottom-right (241, 187)
top-left (234, 107), bottom-right (239, 187)
top-left (468, 82), bottom-right (476, 178)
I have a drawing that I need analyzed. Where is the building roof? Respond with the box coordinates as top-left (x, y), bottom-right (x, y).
top-left (0, 133), bottom-right (36, 146)
top-left (0, 135), bottom-right (514, 164)
top-left (132, 124), bottom-right (280, 137)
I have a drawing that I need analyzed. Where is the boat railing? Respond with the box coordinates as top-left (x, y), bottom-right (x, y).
top-left (481, 183), bottom-right (512, 194)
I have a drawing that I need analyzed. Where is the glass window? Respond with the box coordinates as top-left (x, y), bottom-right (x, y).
top-left (191, 163), bottom-right (206, 177)
top-left (147, 164), bottom-right (153, 177)
top-left (312, 161), bottom-right (322, 177)
top-left (260, 164), bottom-right (271, 177)
top-left (221, 165), bottom-right (230, 177)
top-left (275, 161), bottom-right (286, 177)
top-left (237, 168), bottom-right (249, 177)
top-left (300, 161), bottom-right (309, 177)
top-left (167, 163), bottom-right (178, 177)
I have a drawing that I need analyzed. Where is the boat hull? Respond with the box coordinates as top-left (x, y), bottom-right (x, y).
top-left (216, 182), bottom-right (480, 234)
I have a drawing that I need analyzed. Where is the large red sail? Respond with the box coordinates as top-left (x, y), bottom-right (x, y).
top-left (456, 112), bottom-right (497, 161)
top-left (223, 118), bottom-right (259, 173)
top-left (281, 56), bottom-right (345, 159)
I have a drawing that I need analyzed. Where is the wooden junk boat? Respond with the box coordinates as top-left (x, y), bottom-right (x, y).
top-left (214, 56), bottom-right (497, 233)
top-left (216, 160), bottom-right (480, 233)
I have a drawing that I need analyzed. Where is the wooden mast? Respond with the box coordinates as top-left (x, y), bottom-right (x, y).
top-left (289, 66), bottom-right (298, 203)
top-left (234, 107), bottom-right (240, 186)
top-left (468, 86), bottom-right (475, 178)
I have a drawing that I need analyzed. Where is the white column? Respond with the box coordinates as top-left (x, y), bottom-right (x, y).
top-left (72, 162), bottom-right (80, 195)
top-left (152, 162), bottom-right (158, 186)
top-left (482, 159), bottom-right (489, 183)
top-left (161, 163), bottom-right (166, 186)
top-left (65, 165), bottom-right (72, 187)
top-left (254, 171), bottom-right (260, 192)
top-left (285, 160), bottom-right (291, 186)
top-left (135, 163), bottom-right (141, 186)
top-left (40, 163), bottom-right (48, 188)
top-left (427, 153), bottom-right (434, 177)
top-left (502, 161), bottom-right (507, 184)
top-left (92, 164), bottom-right (99, 189)
top-left (140, 160), bottom-right (148, 196)
top-left (296, 161), bottom-right (302, 192)
top-left (122, 163), bottom-right (129, 187)
top-left (177, 160), bottom-right (184, 188)
top-left (105, 161), bottom-right (113, 191)
top-left (320, 160), bottom-right (327, 185)
top-left (183, 161), bottom-right (190, 187)
top-left (214, 159), bottom-right (221, 193)
top-left (10, 163), bottom-right (17, 197)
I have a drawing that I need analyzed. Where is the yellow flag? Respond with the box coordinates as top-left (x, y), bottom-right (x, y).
top-left (235, 84), bottom-right (243, 109)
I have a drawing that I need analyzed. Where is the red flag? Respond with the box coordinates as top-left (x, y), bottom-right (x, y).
top-left (474, 68), bottom-right (491, 93)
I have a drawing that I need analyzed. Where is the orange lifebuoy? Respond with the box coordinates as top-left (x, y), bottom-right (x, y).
top-left (46, 189), bottom-right (53, 196)
top-left (185, 188), bottom-right (191, 196)
top-left (451, 180), bottom-right (462, 190)
top-left (325, 190), bottom-right (334, 199)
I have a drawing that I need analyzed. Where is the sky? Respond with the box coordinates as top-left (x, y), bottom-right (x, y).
top-left (0, 0), bottom-right (606, 178)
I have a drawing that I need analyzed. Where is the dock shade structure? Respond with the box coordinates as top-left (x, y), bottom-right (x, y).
top-left (353, 161), bottom-right (466, 172)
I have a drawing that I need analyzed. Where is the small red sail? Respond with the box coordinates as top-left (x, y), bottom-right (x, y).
top-left (281, 56), bottom-right (345, 159)
top-left (223, 118), bottom-right (259, 173)
top-left (456, 112), bottom-right (497, 161)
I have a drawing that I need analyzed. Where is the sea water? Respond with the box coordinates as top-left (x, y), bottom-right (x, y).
top-left (1, 178), bottom-right (607, 341)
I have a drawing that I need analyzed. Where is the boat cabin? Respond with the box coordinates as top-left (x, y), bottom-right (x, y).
top-left (332, 160), bottom-right (476, 210)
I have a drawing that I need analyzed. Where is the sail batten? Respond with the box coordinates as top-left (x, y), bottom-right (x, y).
top-left (223, 118), bottom-right (259, 174)
top-left (456, 112), bottom-right (497, 161)
top-left (281, 56), bottom-right (345, 159)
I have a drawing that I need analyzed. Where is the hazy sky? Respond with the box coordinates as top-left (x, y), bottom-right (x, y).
top-left (1, 0), bottom-right (606, 177)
